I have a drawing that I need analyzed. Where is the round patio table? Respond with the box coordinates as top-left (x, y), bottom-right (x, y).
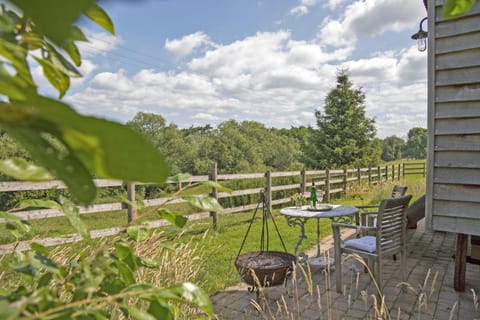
top-left (280, 204), bottom-right (358, 268)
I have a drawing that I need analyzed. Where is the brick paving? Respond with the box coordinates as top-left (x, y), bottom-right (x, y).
top-left (211, 220), bottom-right (480, 319)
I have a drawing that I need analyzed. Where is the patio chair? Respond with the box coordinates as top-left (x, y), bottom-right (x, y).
top-left (332, 194), bottom-right (412, 294)
top-left (357, 185), bottom-right (408, 229)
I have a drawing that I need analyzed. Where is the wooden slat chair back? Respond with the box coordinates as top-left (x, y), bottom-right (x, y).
top-left (333, 194), bottom-right (412, 294)
top-left (391, 185), bottom-right (408, 198)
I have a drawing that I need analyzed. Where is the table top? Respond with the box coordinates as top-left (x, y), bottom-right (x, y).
top-left (280, 204), bottom-right (358, 219)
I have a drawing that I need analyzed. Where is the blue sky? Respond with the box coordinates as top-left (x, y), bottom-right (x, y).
top-left (39, 0), bottom-right (428, 138)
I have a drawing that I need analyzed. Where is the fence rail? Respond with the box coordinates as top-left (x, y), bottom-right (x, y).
top-left (0, 161), bottom-right (425, 254)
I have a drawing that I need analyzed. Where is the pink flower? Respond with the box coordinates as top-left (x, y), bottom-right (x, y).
top-left (301, 192), bottom-right (311, 198)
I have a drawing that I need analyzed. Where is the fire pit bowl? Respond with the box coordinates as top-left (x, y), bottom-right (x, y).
top-left (235, 251), bottom-right (296, 287)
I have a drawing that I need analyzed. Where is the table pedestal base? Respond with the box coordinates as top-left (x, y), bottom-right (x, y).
top-left (308, 256), bottom-right (335, 272)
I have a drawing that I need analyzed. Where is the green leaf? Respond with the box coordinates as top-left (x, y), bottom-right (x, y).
top-left (167, 282), bottom-right (214, 317)
top-left (0, 158), bottom-right (53, 181)
top-left (146, 300), bottom-right (174, 320)
top-left (127, 307), bottom-right (156, 320)
top-left (30, 242), bottom-right (50, 255)
top-left (200, 180), bottom-right (233, 194)
top-left (182, 195), bottom-right (224, 213)
top-left (0, 300), bottom-right (20, 320)
top-left (17, 199), bottom-right (62, 210)
top-left (33, 56), bottom-right (71, 98)
top-left (32, 251), bottom-right (58, 273)
top-left (115, 260), bottom-right (135, 286)
top-left (45, 42), bottom-right (82, 77)
top-left (3, 124), bottom-right (97, 204)
top-left (0, 38), bottom-right (34, 85)
top-left (11, 0), bottom-right (95, 45)
top-left (58, 196), bottom-right (91, 241)
top-left (68, 26), bottom-right (88, 42)
top-left (114, 241), bottom-right (138, 270)
top-left (2, 96), bottom-right (169, 199)
top-left (85, 3), bottom-right (115, 34)
top-left (140, 257), bottom-right (159, 268)
top-left (443, 0), bottom-right (476, 18)
top-left (63, 41), bottom-right (81, 66)
top-left (157, 209), bottom-right (187, 228)
top-left (122, 283), bottom-right (155, 293)
top-left (37, 272), bottom-right (53, 288)
top-left (126, 226), bottom-right (149, 242)
top-left (169, 173), bottom-right (192, 183)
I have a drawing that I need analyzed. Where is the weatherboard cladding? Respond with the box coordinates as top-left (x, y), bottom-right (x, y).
top-left (428, 0), bottom-right (480, 235)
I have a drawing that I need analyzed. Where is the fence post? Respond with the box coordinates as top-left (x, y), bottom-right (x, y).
top-left (423, 162), bottom-right (426, 177)
top-left (385, 165), bottom-right (388, 181)
top-left (397, 164), bottom-right (401, 180)
top-left (392, 164), bottom-right (395, 181)
top-left (265, 170), bottom-right (272, 213)
top-left (127, 182), bottom-right (137, 223)
top-left (403, 162), bottom-right (406, 177)
top-left (343, 167), bottom-right (348, 196)
top-left (210, 162), bottom-right (218, 230)
top-left (357, 167), bottom-right (361, 185)
top-left (325, 169), bottom-right (331, 203)
top-left (301, 169), bottom-right (306, 193)
top-left (368, 166), bottom-right (372, 185)
top-left (377, 166), bottom-right (381, 182)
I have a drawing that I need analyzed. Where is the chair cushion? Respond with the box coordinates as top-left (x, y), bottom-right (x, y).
top-left (344, 236), bottom-right (377, 253)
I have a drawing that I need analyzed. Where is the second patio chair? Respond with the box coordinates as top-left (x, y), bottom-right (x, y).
top-left (357, 184), bottom-right (408, 227)
top-left (332, 194), bottom-right (412, 294)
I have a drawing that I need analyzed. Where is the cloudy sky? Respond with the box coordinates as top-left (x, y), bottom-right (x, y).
top-left (42, 0), bottom-right (429, 138)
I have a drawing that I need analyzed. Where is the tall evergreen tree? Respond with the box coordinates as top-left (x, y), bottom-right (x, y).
top-left (309, 70), bottom-right (379, 168)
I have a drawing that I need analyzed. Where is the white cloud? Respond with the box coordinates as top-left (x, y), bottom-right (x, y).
top-left (290, 0), bottom-right (318, 16)
top-left (192, 113), bottom-right (220, 121)
top-left (67, 28), bottom-right (426, 138)
top-left (165, 32), bottom-right (213, 59)
top-left (77, 30), bottom-right (121, 57)
top-left (319, 0), bottom-right (426, 48)
top-left (325, 0), bottom-right (348, 10)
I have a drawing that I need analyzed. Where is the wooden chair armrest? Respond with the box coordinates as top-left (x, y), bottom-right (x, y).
top-left (331, 222), bottom-right (377, 232)
top-left (356, 205), bottom-right (379, 210)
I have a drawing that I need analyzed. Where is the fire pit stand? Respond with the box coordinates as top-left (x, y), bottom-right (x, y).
top-left (235, 189), bottom-right (296, 297)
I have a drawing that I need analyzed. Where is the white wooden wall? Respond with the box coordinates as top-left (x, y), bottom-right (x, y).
top-left (426, 0), bottom-right (480, 235)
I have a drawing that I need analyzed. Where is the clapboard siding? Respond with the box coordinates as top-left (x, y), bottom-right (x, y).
top-left (436, 32), bottom-right (480, 54)
top-left (436, 67), bottom-right (480, 86)
top-left (436, 49), bottom-right (480, 70)
top-left (435, 101), bottom-right (480, 118)
top-left (435, 83), bottom-right (480, 102)
top-left (432, 216), bottom-right (480, 235)
top-left (433, 200), bottom-right (480, 218)
top-left (435, 151), bottom-right (480, 168)
top-left (436, 14), bottom-right (480, 37)
top-left (434, 167), bottom-right (480, 185)
top-left (435, 118), bottom-right (480, 134)
top-left (433, 184), bottom-right (480, 202)
top-left (435, 135), bottom-right (480, 151)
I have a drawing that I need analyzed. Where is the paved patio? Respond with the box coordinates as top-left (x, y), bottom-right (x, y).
top-left (211, 220), bottom-right (480, 319)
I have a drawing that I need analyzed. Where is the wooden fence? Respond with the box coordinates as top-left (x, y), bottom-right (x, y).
top-left (0, 161), bottom-right (425, 254)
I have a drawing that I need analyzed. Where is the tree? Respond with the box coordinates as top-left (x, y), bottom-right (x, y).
top-left (381, 136), bottom-right (405, 162)
top-left (403, 127), bottom-right (427, 159)
top-left (309, 70), bottom-right (379, 168)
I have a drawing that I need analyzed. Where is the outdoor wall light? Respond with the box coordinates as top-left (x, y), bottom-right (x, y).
top-left (411, 17), bottom-right (428, 52)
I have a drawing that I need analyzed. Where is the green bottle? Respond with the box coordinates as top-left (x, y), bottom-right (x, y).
top-left (310, 181), bottom-right (317, 208)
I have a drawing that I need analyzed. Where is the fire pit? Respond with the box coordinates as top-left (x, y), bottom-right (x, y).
top-left (235, 251), bottom-right (296, 287)
top-left (235, 190), bottom-right (296, 295)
